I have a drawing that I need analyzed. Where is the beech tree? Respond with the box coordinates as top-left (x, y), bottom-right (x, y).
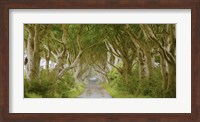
top-left (140, 24), bottom-right (176, 96)
top-left (125, 24), bottom-right (154, 79)
top-left (24, 24), bottom-right (51, 80)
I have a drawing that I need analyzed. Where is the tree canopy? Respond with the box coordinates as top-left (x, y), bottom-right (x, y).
top-left (24, 24), bottom-right (176, 98)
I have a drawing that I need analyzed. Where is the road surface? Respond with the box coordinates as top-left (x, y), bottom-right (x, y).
top-left (79, 81), bottom-right (112, 98)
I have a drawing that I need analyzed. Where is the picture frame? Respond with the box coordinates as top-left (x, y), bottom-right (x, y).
top-left (0, 0), bottom-right (199, 121)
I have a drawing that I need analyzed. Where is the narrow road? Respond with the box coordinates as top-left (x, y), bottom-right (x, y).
top-left (79, 81), bottom-right (112, 98)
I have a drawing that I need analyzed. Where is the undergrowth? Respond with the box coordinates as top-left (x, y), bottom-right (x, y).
top-left (103, 64), bottom-right (175, 98)
top-left (24, 70), bottom-right (85, 98)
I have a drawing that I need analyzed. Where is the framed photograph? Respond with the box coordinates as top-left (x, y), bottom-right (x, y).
top-left (0, 0), bottom-right (199, 121)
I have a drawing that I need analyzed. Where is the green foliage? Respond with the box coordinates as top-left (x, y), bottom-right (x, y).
top-left (24, 70), bottom-right (86, 98)
top-left (137, 68), bottom-right (163, 97)
top-left (103, 82), bottom-right (151, 98)
top-left (104, 67), bottom-right (140, 98)
top-left (25, 92), bottom-right (42, 98)
top-left (24, 71), bottom-right (54, 98)
top-left (24, 24), bottom-right (176, 98)
top-left (68, 82), bottom-right (85, 98)
top-left (103, 65), bottom-right (174, 98)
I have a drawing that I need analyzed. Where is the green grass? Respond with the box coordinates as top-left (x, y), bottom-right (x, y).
top-left (25, 92), bottom-right (42, 98)
top-left (68, 82), bottom-right (86, 98)
top-left (102, 82), bottom-right (151, 98)
top-left (24, 79), bottom-right (86, 98)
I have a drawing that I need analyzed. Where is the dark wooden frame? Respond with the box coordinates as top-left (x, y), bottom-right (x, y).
top-left (0, 0), bottom-right (200, 122)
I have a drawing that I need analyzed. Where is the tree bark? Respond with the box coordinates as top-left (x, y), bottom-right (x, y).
top-left (159, 50), bottom-right (168, 89)
top-left (144, 50), bottom-right (154, 78)
top-left (25, 24), bottom-right (52, 81)
top-left (25, 25), bottom-right (40, 81)
top-left (167, 63), bottom-right (176, 97)
top-left (45, 58), bottom-right (50, 75)
top-left (125, 25), bottom-right (153, 78)
top-left (138, 51), bottom-right (149, 80)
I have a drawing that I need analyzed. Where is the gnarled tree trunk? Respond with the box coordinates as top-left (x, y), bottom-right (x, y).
top-left (159, 50), bottom-right (168, 89)
top-left (25, 25), bottom-right (41, 81)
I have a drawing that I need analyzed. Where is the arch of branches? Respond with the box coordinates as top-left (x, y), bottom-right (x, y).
top-left (24, 24), bottom-right (176, 97)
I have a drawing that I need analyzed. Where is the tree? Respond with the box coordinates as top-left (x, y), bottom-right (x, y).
top-left (140, 24), bottom-right (176, 97)
top-left (125, 24), bottom-right (154, 79)
top-left (24, 24), bottom-right (176, 98)
top-left (24, 24), bottom-right (51, 80)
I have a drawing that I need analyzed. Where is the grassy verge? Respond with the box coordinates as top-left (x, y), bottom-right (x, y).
top-left (68, 82), bottom-right (86, 98)
top-left (24, 81), bottom-right (86, 98)
top-left (25, 92), bottom-right (42, 98)
top-left (102, 82), bottom-right (151, 98)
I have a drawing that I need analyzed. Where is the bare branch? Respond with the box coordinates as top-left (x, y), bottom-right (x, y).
top-left (24, 24), bottom-right (34, 34)
top-left (95, 63), bottom-right (105, 71)
top-left (107, 61), bottom-right (122, 73)
top-left (57, 50), bottom-right (83, 78)
top-left (77, 25), bottom-right (84, 51)
top-left (43, 44), bottom-right (58, 60)
top-left (40, 25), bottom-right (52, 38)
top-left (141, 24), bottom-right (176, 65)
top-left (105, 41), bottom-right (120, 57)
top-left (83, 41), bottom-right (103, 51)
top-left (106, 49), bottom-right (120, 58)
top-left (94, 69), bottom-right (107, 76)
top-left (51, 32), bottom-right (64, 44)
top-left (124, 24), bottom-right (145, 49)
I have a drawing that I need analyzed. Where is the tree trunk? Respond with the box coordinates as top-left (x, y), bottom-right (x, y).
top-left (48, 54), bottom-right (65, 96)
top-left (167, 63), bottom-right (176, 97)
top-left (144, 50), bottom-right (154, 78)
top-left (45, 58), bottom-right (50, 75)
top-left (122, 60), bottom-right (132, 82)
top-left (125, 25), bottom-right (152, 78)
top-left (26, 25), bottom-right (40, 81)
top-left (136, 51), bottom-right (149, 96)
top-left (25, 24), bottom-right (51, 81)
top-left (160, 50), bottom-right (168, 89)
top-left (138, 51), bottom-right (149, 79)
